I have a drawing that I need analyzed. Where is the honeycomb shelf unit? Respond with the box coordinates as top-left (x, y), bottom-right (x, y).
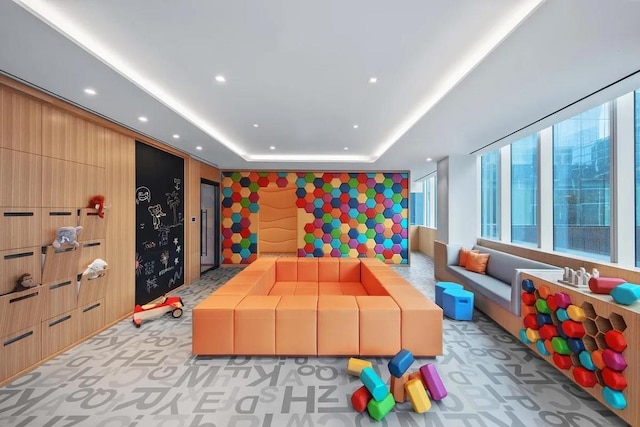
top-left (520, 270), bottom-right (639, 427)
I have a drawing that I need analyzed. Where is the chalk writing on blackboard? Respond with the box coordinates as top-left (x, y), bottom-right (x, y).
top-left (160, 250), bottom-right (169, 268)
top-left (174, 178), bottom-right (181, 190)
top-left (158, 227), bottom-right (170, 246)
top-left (168, 267), bottom-right (183, 288)
top-left (146, 276), bottom-right (158, 294)
top-left (166, 191), bottom-right (181, 225)
top-left (135, 253), bottom-right (143, 276)
top-left (148, 204), bottom-right (166, 229)
top-left (143, 241), bottom-right (156, 250)
top-left (143, 261), bottom-right (155, 276)
top-left (136, 186), bottom-right (151, 205)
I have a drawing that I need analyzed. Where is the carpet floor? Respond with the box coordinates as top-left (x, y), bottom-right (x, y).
top-left (0, 253), bottom-right (627, 426)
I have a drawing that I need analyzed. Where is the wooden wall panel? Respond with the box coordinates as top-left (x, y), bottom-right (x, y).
top-left (41, 208), bottom-right (78, 247)
top-left (185, 158), bottom-right (201, 285)
top-left (42, 105), bottom-right (106, 167)
top-left (201, 163), bottom-right (221, 183)
top-left (41, 157), bottom-right (105, 207)
top-left (258, 186), bottom-right (297, 253)
top-left (0, 247), bottom-right (42, 296)
top-left (103, 131), bottom-right (135, 322)
top-left (0, 87), bottom-right (41, 155)
top-left (0, 148), bottom-right (42, 207)
top-left (0, 208), bottom-right (41, 250)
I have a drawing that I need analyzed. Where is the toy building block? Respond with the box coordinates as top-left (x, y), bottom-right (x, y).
top-left (535, 298), bottom-right (551, 314)
top-left (408, 370), bottom-right (425, 387)
top-left (553, 292), bottom-right (571, 309)
top-left (390, 373), bottom-right (409, 402)
top-left (538, 324), bottom-right (558, 340)
top-left (610, 283), bottom-right (640, 305)
top-left (405, 378), bottom-right (431, 413)
top-left (132, 296), bottom-right (183, 327)
top-left (360, 367), bottom-right (388, 401)
top-left (544, 339), bottom-right (555, 355)
top-left (551, 337), bottom-right (571, 355)
top-left (536, 340), bottom-right (550, 356)
top-left (546, 296), bottom-right (559, 312)
top-left (523, 314), bottom-right (538, 329)
top-left (578, 351), bottom-right (596, 371)
top-left (537, 285), bottom-right (551, 299)
top-left (519, 329), bottom-right (531, 344)
top-left (351, 385), bottom-right (372, 412)
top-left (556, 308), bottom-right (570, 322)
top-left (591, 350), bottom-right (606, 370)
top-left (602, 387), bottom-right (627, 410)
top-left (536, 313), bottom-right (553, 326)
top-left (388, 349), bottom-right (414, 378)
top-left (602, 368), bottom-right (628, 391)
top-left (521, 278), bottom-right (535, 293)
top-left (525, 328), bottom-right (540, 343)
top-left (419, 364), bottom-right (447, 401)
top-left (561, 320), bottom-right (586, 338)
top-left (588, 277), bottom-right (626, 294)
top-left (604, 330), bottom-right (627, 352)
top-left (367, 392), bottom-right (395, 421)
top-left (556, 324), bottom-right (568, 339)
top-left (552, 353), bottom-right (572, 370)
top-left (602, 349), bottom-right (627, 371)
top-left (521, 292), bottom-right (536, 306)
top-left (566, 305), bottom-right (586, 322)
top-left (521, 303), bottom-right (537, 316)
top-left (347, 357), bottom-right (372, 376)
top-left (572, 367), bottom-right (597, 388)
top-left (567, 338), bottom-right (585, 354)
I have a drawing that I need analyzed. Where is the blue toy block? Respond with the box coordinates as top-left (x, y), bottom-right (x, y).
top-left (567, 338), bottom-right (585, 354)
top-left (536, 313), bottom-right (553, 326)
top-left (579, 351), bottom-right (596, 371)
top-left (610, 283), bottom-right (640, 305)
top-left (435, 282), bottom-right (463, 308)
top-left (556, 308), bottom-right (569, 322)
top-left (602, 386), bottom-right (627, 410)
top-left (360, 367), bottom-right (388, 402)
top-left (536, 340), bottom-right (550, 355)
top-left (442, 288), bottom-right (474, 321)
top-left (519, 329), bottom-right (531, 344)
top-left (521, 279), bottom-right (535, 293)
top-left (388, 349), bottom-right (414, 378)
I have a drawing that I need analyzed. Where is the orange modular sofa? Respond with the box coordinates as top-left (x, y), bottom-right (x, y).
top-left (192, 257), bottom-right (443, 357)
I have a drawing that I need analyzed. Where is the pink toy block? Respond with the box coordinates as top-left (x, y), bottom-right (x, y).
top-left (602, 349), bottom-right (627, 372)
top-left (351, 385), bottom-right (372, 412)
top-left (419, 364), bottom-right (447, 400)
top-left (553, 292), bottom-right (571, 309)
top-left (588, 277), bottom-right (626, 294)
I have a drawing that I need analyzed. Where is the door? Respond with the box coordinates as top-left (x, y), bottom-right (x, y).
top-left (200, 179), bottom-right (220, 273)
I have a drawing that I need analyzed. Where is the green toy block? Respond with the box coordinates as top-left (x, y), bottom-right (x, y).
top-left (367, 392), bottom-right (395, 421)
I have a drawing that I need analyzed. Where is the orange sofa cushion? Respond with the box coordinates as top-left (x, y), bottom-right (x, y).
top-left (318, 295), bottom-right (359, 356)
top-left (192, 295), bottom-right (244, 355)
top-left (276, 258), bottom-right (298, 281)
top-left (294, 282), bottom-right (318, 295)
top-left (339, 258), bottom-right (360, 282)
top-left (318, 282), bottom-right (342, 295)
top-left (234, 296), bottom-right (281, 355)
top-left (297, 258), bottom-right (318, 282)
top-left (276, 296), bottom-right (317, 355)
top-left (341, 282), bottom-right (368, 296)
top-left (356, 296), bottom-right (400, 356)
top-left (317, 258), bottom-right (339, 282)
top-left (269, 282), bottom-right (296, 295)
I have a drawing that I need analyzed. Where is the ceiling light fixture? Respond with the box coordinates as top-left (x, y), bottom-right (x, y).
top-left (426, 157), bottom-right (432, 162)
top-left (196, 146), bottom-right (203, 150)
top-left (253, 124), bottom-right (259, 128)
top-left (138, 116), bottom-right (148, 122)
top-left (369, 77), bottom-right (377, 84)
top-left (353, 124), bottom-right (359, 129)
top-left (173, 134), bottom-right (180, 139)
top-left (269, 146), bottom-right (276, 150)
top-left (84, 88), bottom-right (96, 95)
top-left (214, 75), bottom-right (226, 83)
top-left (344, 147), bottom-right (349, 150)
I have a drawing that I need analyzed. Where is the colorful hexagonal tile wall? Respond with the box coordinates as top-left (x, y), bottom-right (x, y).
top-left (221, 171), bottom-right (408, 264)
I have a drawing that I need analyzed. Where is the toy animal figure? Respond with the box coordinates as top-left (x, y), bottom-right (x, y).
top-left (88, 195), bottom-right (106, 218)
top-left (12, 273), bottom-right (36, 293)
top-left (83, 258), bottom-right (108, 278)
top-left (53, 226), bottom-right (83, 249)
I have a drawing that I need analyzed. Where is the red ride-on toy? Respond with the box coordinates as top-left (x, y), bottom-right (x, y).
top-left (132, 295), bottom-right (183, 327)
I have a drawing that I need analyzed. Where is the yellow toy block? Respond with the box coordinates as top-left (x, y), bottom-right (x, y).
top-left (525, 328), bottom-right (540, 343)
top-left (405, 378), bottom-right (431, 413)
top-left (347, 357), bottom-right (373, 376)
top-left (567, 305), bottom-right (586, 322)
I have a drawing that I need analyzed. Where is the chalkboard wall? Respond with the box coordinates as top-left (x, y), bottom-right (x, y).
top-left (135, 142), bottom-right (184, 305)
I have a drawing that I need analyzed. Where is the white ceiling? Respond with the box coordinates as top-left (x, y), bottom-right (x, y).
top-left (2, 0), bottom-right (640, 180)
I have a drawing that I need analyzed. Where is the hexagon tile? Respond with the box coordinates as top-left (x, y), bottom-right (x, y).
top-left (221, 171), bottom-right (408, 264)
top-left (519, 278), bottom-right (629, 411)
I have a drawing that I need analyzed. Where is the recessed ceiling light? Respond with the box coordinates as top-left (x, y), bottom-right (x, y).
top-left (253, 124), bottom-right (259, 128)
top-left (426, 157), bottom-right (432, 162)
top-left (344, 147), bottom-right (349, 151)
top-left (138, 116), bottom-right (148, 122)
top-left (269, 146), bottom-right (276, 150)
top-left (215, 75), bottom-right (226, 83)
top-left (84, 88), bottom-right (96, 95)
top-left (196, 146), bottom-right (203, 151)
top-left (369, 77), bottom-right (377, 84)
top-left (353, 124), bottom-right (359, 129)
top-left (173, 134), bottom-right (180, 139)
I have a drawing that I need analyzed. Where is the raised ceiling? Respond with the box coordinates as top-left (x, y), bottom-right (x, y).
top-left (2, 0), bottom-right (640, 180)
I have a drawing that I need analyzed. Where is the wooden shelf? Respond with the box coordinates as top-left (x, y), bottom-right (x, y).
top-left (0, 324), bottom-right (41, 383)
top-left (521, 271), bottom-right (639, 427)
top-left (41, 245), bottom-right (81, 285)
top-left (42, 277), bottom-right (77, 321)
top-left (77, 269), bottom-right (109, 307)
top-left (0, 286), bottom-right (43, 338)
top-left (0, 246), bottom-right (41, 296)
top-left (78, 208), bottom-right (107, 241)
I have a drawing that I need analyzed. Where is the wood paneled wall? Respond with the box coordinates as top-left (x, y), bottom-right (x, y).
top-left (0, 75), bottom-right (219, 384)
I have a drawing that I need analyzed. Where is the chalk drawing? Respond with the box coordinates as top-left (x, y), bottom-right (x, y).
top-left (136, 186), bottom-right (151, 204)
top-left (148, 204), bottom-right (166, 230)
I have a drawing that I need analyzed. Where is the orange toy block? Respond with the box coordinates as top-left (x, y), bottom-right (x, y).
top-left (234, 295), bottom-right (281, 355)
top-left (408, 371), bottom-right (425, 388)
top-left (192, 295), bottom-right (244, 355)
top-left (318, 296), bottom-right (359, 356)
top-left (390, 373), bottom-right (409, 402)
top-left (356, 296), bottom-right (401, 356)
top-left (275, 296), bottom-right (317, 355)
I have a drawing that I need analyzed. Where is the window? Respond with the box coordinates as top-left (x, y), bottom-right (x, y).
top-left (481, 151), bottom-right (499, 239)
top-left (410, 181), bottom-right (425, 226)
top-left (410, 175), bottom-right (437, 227)
top-left (511, 134), bottom-right (538, 246)
top-left (635, 90), bottom-right (640, 266)
top-left (425, 174), bottom-right (437, 228)
top-left (553, 103), bottom-right (611, 260)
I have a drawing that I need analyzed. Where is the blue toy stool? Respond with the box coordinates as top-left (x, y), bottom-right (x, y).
top-left (442, 288), bottom-right (474, 321)
top-left (435, 282), bottom-right (464, 308)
